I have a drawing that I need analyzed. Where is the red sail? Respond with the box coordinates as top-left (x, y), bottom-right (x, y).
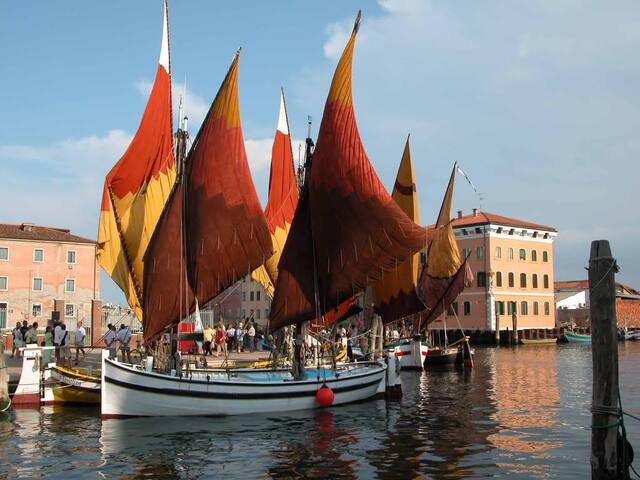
top-left (270, 13), bottom-right (426, 329)
top-left (143, 52), bottom-right (272, 341)
top-left (418, 164), bottom-right (473, 326)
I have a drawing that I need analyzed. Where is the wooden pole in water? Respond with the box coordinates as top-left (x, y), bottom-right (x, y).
top-left (589, 240), bottom-right (619, 480)
top-left (0, 342), bottom-right (8, 410)
top-left (495, 311), bottom-right (500, 346)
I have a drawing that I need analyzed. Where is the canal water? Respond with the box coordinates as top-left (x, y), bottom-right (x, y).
top-left (0, 343), bottom-right (639, 479)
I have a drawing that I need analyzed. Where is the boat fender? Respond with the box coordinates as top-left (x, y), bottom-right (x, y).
top-left (316, 384), bottom-right (334, 407)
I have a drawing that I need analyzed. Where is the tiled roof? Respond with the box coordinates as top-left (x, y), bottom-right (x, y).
top-left (555, 280), bottom-right (640, 296)
top-left (450, 211), bottom-right (557, 232)
top-left (0, 223), bottom-right (95, 244)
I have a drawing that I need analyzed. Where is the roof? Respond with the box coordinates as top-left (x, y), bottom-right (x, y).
top-left (0, 223), bottom-right (95, 244)
top-left (555, 280), bottom-right (640, 296)
top-left (450, 211), bottom-right (557, 232)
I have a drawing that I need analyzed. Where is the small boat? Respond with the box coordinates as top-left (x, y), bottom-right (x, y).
top-left (520, 337), bottom-right (558, 345)
top-left (618, 329), bottom-right (640, 341)
top-left (46, 365), bottom-right (101, 405)
top-left (387, 338), bottom-right (428, 370)
top-left (563, 331), bottom-right (592, 343)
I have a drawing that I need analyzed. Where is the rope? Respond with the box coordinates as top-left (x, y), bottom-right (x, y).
top-left (0, 397), bottom-right (11, 413)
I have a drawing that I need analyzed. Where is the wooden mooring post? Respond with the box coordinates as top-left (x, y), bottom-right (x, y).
top-left (589, 240), bottom-right (622, 479)
top-left (0, 342), bottom-right (8, 411)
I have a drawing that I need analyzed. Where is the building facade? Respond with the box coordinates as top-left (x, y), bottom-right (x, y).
top-left (202, 276), bottom-right (271, 329)
top-left (0, 223), bottom-right (100, 334)
top-left (429, 210), bottom-right (557, 332)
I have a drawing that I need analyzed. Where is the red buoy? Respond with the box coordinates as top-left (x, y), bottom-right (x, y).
top-left (316, 384), bottom-right (334, 407)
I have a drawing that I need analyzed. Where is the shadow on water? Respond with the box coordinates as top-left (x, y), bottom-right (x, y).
top-left (0, 344), bottom-right (638, 479)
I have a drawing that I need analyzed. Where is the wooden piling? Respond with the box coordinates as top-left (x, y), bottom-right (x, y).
top-left (589, 240), bottom-right (619, 479)
top-left (511, 313), bottom-right (518, 345)
top-left (0, 342), bottom-right (8, 410)
top-left (495, 312), bottom-right (500, 345)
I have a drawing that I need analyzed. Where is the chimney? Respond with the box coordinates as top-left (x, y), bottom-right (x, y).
top-left (472, 208), bottom-right (479, 217)
top-left (457, 210), bottom-right (463, 219)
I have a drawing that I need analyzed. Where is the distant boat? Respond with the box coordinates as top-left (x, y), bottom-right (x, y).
top-left (619, 329), bottom-right (640, 341)
top-left (520, 337), bottom-right (558, 345)
top-left (563, 331), bottom-right (592, 343)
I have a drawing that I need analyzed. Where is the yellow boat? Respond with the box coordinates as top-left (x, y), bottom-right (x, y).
top-left (49, 366), bottom-right (101, 405)
top-left (520, 337), bottom-right (558, 345)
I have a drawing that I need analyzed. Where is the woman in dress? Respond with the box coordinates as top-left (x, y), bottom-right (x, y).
top-left (42, 325), bottom-right (54, 365)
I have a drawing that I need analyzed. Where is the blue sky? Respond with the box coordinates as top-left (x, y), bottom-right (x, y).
top-left (1, 0), bottom-right (639, 303)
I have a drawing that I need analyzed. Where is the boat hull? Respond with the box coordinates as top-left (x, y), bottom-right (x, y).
top-left (520, 338), bottom-right (558, 345)
top-left (101, 350), bottom-right (387, 417)
top-left (390, 340), bottom-right (428, 370)
top-left (563, 331), bottom-right (592, 343)
top-left (47, 366), bottom-right (101, 405)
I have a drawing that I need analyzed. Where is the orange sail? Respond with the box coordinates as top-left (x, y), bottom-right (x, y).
top-left (270, 13), bottom-right (427, 329)
top-left (97, 1), bottom-right (175, 319)
top-left (144, 51), bottom-right (273, 341)
top-left (418, 163), bottom-right (473, 325)
top-left (372, 136), bottom-right (425, 323)
top-left (251, 89), bottom-right (298, 297)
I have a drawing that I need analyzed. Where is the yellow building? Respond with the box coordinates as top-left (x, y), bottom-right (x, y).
top-left (429, 210), bottom-right (557, 332)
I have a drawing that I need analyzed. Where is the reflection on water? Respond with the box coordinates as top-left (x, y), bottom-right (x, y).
top-left (0, 344), bottom-right (638, 479)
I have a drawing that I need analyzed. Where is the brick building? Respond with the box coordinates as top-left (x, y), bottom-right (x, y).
top-left (0, 223), bottom-right (100, 338)
top-left (429, 210), bottom-right (557, 332)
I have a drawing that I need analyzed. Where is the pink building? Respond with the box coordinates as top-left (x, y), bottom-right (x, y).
top-left (429, 210), bottom-right (557, 332)
top-left (0, 223), bottom-right (100, 339)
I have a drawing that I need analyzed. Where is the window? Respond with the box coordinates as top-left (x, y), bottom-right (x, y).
top-left (65, 279), bottom-right (75, 293)
top-left (531, 250), bottom-right (537, 262)
top-left (544, 302), bottom-right (550, 315)
top-left (532, 274), bottom-right (538, 289)
top-left (543, 251), bottom-right (549, 262)
top-left (495, 301), bottom-right (505, 315)
top-left (496, 271), bottom-right (502, 287)
top-left (0, 276), bottom-right (7, 290)
top-left (462, 229), bottom-right (468, 236)
top-left (65, 303), bottom-right (75, 318)
top-left (33, 277), bottom-right (43, 291)
top-left (508, 248), bottom-right (514, 260)
top-left (256, 291), bottom-right (261, 302)
top-left (508, 272), bottom-right (514, 288)
top-left (463, 301), bottom-right (471, 316)
top-left (33, 248), bottom-right (44, 263)
top-left (543, 274), bottom-right (549, 289)
top-left (66, 250), bottom-right (76, 264)
top-left (32, 303), bottom-right (42, 317)
top-left (475, 227), bottom-right (482, 234)
top-left (496, 227), bottom-right (503, 234)
top-left (250, 291), bottom-right (254, 301)
top-left (477, 246), bottom-right (485, 259)
top-left (462, 248), bottom-right (471, 259)
top-left (520, 301), bottom-right (528, 315)
top-left (520, 273), bottom-right (527, 288)
top-left (242, 292), bottom-right (246, 301)
top-left (508, 229), bottom-right (515, 235)
top-left (507, 301), bottom-right (517, 315)
top-left (449, 302), bottom-right (458, 316)
top-left (249, 309), bottom-right (254, 317)
top-left (0, 247), bottom-right (7, 260)
top-left (256, 309), bottom-right (261, 319)
top-left (495, 246), bottom-right (502, 259)
top-left (533, 301), bottom-right (539, 315)
top-left (477, 272), bottom-right (486, 287)
top-left (519, 249), bottom-right (526, 261)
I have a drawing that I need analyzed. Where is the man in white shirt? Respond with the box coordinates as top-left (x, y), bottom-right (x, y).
top-left (75, 320), bottom-right (86, 364)
top-left (247, 323), bottom-right (256, 353)
top-left (117, 324), bottom-right (133, 363)
top-left (104, 324), bottom-right (117, 360)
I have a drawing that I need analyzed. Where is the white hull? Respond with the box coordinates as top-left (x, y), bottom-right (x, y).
top-left (101, 350), bottom-right (387, 417)
top-left (393, 340), bottom-right (428, 370)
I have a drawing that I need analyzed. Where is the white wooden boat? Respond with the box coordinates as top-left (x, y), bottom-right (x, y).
top-left (388, 338), bottom-right (428, 370)
top-left (101, 350), bottom-right (387, 417)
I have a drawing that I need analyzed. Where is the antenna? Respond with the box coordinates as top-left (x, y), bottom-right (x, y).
top-left (307, 115), bottom-right (312, 139)
top-left (182, 74), bottom-right (188, 131)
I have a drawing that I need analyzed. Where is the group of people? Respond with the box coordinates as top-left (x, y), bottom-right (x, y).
top-left (202, 319), bottom-right (259, 357)
top-left (10, 319), bottom-right (87, 368)
top-left (103, 323), bottom-right (133, 362)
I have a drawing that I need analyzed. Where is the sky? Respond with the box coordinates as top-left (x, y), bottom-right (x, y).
top-left (1, 0), bottom-right (639, 304)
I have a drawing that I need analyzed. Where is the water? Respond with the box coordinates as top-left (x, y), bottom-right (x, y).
top-left (1, 344), bottom-right (639, 479)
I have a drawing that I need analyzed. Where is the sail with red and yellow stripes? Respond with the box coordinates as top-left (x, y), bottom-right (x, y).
top-left (270, 13), bottom-right (427, 329)
top-left (251, 89), bottom-right (298, 297)
top-left (372, 136), bottom-right (425, 323)
top-left (418, 163), bottom-right (474, 326)
top-left (143, 51), bottom-right (273, 341)
top-left (97, 1), bottom-right (175, 320)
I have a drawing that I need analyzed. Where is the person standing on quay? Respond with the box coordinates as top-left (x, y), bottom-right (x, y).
top-left (59, 324), bottom-right (71, 368)
top-left (104, 324), bottom-right (117, 360)
top-left (214, 324), bottom-right (227, 357)
top-left (226, 324), bottom-right (236, 352)
top-left (203, 324), bottom-right (214, 356)
top-left (74, 320), bottom-right (86, 365)
top-left (25, 322), bottom-right (38, 345)
top-left (53, 320), bottom-right (65, 363)
top-left (248, 322), bottom-right (256, 353)
top-left (11, 322), bottom-right (23, 358)
top-left (42, 325), bottom-right (54, 366)
top-left (236, 321), bottom-right (244, 353)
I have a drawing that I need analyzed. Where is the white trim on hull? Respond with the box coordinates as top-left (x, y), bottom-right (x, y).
top-left (101, 350), bottom-right (387, 417)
